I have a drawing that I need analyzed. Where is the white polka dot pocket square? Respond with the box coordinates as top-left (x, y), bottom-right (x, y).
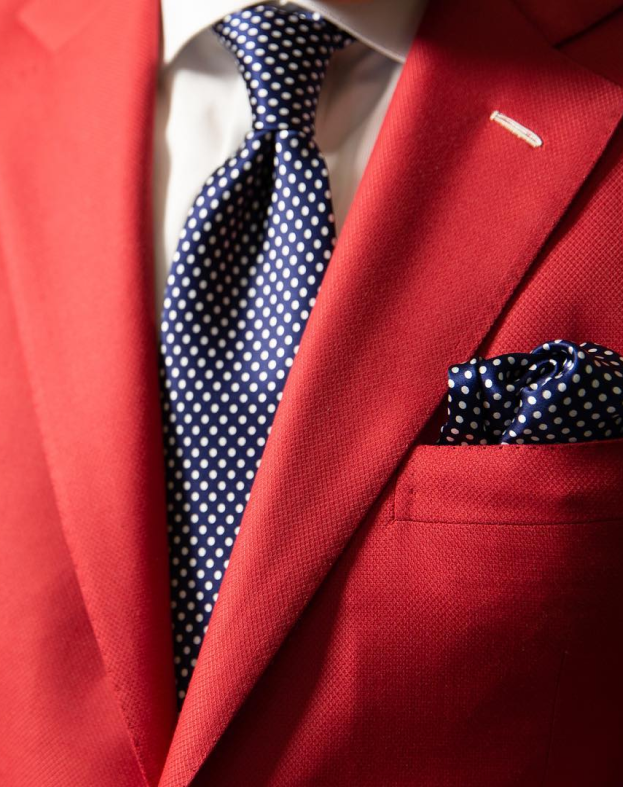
top-left (438, 340), bottom-right (623, 446)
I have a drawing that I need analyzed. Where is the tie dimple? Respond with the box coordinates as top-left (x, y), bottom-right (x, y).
top-left (214, 6), bottom-right (350, 134)
top-left (160, 4), bottom-right (351, 705)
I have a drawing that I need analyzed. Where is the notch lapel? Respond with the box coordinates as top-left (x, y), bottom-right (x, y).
top-left (0, 0), bottom-right (176, 784)
top-left (161, 0), bottom-right (623, 783)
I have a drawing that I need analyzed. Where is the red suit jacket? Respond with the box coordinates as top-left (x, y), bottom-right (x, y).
top-left (1, 0), bottom-right (623, 784)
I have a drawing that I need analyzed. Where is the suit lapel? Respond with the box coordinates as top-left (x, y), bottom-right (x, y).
top-left (161, 0), bottom-right (623, 784)
top-left (512, 0), bottom-right (623, 44)
top-left (0, 0), bottom-right (176, 784)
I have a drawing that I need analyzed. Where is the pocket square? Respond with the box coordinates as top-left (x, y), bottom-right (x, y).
top-left (438, 340), bottom-right (623, 445)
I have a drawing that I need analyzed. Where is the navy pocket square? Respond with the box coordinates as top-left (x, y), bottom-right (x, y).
top-left (438, 340), bottom-right (623, 445)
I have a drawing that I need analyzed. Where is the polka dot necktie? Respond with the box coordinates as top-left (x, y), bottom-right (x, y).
top-left (159, 5), bottom-right (352, 704)
top-left (438, 340), bottom-right (623, 445)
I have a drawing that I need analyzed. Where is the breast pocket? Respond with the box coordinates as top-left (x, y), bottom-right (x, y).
top-left (387, 439), bottom-right (623, 783)
top-left (395, 438), bottom-right (623, 525)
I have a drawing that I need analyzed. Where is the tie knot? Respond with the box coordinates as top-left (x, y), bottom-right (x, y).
top-left (213, 5), bottom-right (352, 135)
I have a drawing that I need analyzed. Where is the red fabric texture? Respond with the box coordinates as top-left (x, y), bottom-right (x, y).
top-left (512, 0), bottom-right (623, 44)
top-left (0, 0), bottom-right (623, 784)
top-left (395, 440), bottom-right (623, 525)
top-left (0, 0), bottom-right (176, 783)
top-left (200, 468), bottom-right (623, 786)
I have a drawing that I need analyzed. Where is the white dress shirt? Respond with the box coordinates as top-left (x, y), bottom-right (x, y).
top-left (154, 0), bottom-right (428, 307)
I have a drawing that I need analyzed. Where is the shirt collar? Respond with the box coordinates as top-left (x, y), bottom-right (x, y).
top-left (161, 0), bottom-right (428, 67)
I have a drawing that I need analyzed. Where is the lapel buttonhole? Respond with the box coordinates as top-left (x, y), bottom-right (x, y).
top-left (490, 110), bottom-right (543, 148)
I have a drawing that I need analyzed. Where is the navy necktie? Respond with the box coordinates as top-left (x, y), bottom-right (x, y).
top-left (438, 340), bottom-right (623, 445)
top-left (159, 6), bottom-right (351, 704)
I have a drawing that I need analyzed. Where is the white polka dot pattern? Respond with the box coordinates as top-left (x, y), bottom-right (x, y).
top-left (159, 5), bottom-right (351, 705)
top-left (438, 340), bottom-right (623, 445)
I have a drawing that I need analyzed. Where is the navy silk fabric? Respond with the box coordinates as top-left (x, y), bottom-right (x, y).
top-left (439, 340), bottom-right (623, 445)
top-left (159, 6), bottom-right (351, 703)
